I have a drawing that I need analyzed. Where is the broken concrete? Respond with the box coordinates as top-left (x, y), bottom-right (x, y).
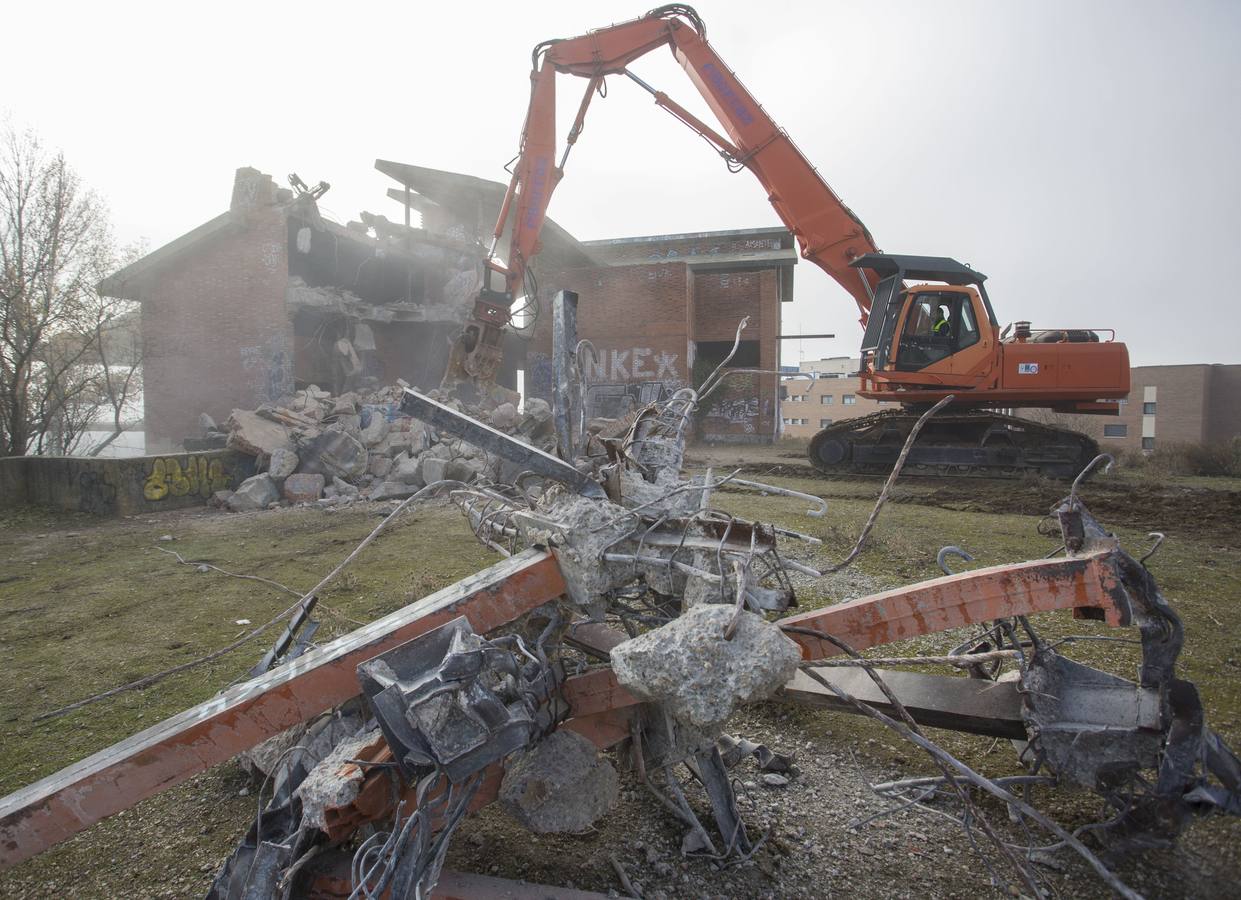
top-left (499, 729), bottom-right (619, 834)
top-left (267, 448), bottom-right (299, 482)
top-left (227, 474), bottom-right (280, 512)
top-left (294, 728), bottom-right (383, 831)
top-left (225, 410), bottom-right (291, 457)
top-left (282, 473), bottom-right (325, 503)
top-left (611, 605), bottom-right (802, 729)
top-left (369, 481), bottom-right (418, 502)
top-left (297, 428), bottom-right (368, 481)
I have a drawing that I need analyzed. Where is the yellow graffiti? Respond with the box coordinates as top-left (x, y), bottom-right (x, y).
top-left (143, 456), bottom-right (232, 501)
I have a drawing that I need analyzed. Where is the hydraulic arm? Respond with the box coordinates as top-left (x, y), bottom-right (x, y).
top-left (443, 4), bottom-right (879, 393)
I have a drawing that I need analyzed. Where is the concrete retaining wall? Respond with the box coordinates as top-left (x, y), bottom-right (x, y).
top-left (0, 450), bottom-right (256, 517)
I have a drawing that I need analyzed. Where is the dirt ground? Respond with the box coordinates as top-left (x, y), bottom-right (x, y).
top-left (1, 455), bottom-right (1239, 898)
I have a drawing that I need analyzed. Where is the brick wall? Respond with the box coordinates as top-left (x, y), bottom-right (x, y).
top-left (534, 229), bottom-right (787, 441)
top-left (693, 268), bottom-right (780, 440)
top-left (140, 201), bottom-right (291, 450)
top-left (532, 263), bottom-right (692, 419)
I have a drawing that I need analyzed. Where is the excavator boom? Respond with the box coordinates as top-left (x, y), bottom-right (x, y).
top-left (445, 4), bottom-right (878, 390)
top-left (446, 4), bottom-right (1129, 480)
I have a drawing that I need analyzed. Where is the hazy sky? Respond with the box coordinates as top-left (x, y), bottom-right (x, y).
top-left (4, 0), bottom-right (1238, 368)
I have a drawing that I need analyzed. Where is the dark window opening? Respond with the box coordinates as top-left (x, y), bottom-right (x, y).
top-left (1103, 424), bottom-right (1128, 438)
top-left (1143, 402), bottom-right (1156, 415)
top-left (1142, 437), bottom-right (1155, 450)
top-left (695, 339), bottom-right (761, 369)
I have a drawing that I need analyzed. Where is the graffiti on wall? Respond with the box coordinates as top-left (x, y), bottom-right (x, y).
top-left (143, 456), bottom-right (234, 501)
top-left (240, 334), bottom-right (292, 404)
top-left (78, 470), bottom-right (118, 516)
top-left (529, 347), bottom-right (685, 420)
top-left (700, 371), bottom-right (770, 436)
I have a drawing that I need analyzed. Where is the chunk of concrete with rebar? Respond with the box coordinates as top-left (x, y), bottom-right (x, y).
top-left (611, 604), bottom-right (802, 729)
top-left (499, 729), bottom-right (619, 833)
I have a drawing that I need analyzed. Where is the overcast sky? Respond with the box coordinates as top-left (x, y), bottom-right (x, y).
top-left (4, 0), bottom-right (1237, 368)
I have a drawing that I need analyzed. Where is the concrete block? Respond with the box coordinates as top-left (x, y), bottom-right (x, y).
top-left (499, 729), bottom-right (619, 833)
top-left (369, 481), bottom-right (418, 502)
top-left (267, 448), bottom-right (298, 482)
top-left (228, 474), bottom-right (280, 512)
top-left (282, 473), bottom-right (326, 503)
top-left (611, 604), bottom-right (802, 729)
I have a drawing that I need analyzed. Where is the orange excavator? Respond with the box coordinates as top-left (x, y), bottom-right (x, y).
top-left (443, 4), bottom-right (1130, 478)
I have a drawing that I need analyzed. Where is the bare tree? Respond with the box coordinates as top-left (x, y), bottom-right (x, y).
top-left (0, 122), bottom-right (133, 456)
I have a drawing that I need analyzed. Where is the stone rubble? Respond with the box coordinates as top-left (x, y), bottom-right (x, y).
top-left (610, 605), bottom-right (803, 730)
top-left (203, 380), bottom-right (554, 512)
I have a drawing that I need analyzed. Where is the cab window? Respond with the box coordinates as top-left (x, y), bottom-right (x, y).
top-left (895, 292), bottom-right (979, 370)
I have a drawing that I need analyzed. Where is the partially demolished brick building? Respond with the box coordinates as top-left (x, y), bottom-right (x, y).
top-left (102, 163), bottom-right (796, 451)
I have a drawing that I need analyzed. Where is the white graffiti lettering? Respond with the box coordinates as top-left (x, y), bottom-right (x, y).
top-left (655, 351), bottom-right (680, 380)
top-left (631, 347), bottom-right (653, 379)
top-left (610, 349), bottom-right (630, 380)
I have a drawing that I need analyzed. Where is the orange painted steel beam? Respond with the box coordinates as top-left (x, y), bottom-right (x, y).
top-left (0, 549), bottom-right (567, 870)
top-left (781, 550), bottom-right (1130, 660)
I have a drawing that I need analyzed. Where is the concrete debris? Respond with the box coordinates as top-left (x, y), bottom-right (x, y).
top-left (369, 481), bottom-right (418, 502)
top-left (499, 729), bottom-right (619, 834)
top-left (199, 412), bottom-right (218, 432)
top-left (489, 402), bottom-right (518, 430)
top-left (390, 452), bottom-right (423, 485)
top-left (282, 473), bottom-right (326, 503)
top-left (226, 474), bottom-right (280, 512)
top-left (207, 380), bottom-right (552, 511)
top-left (224, 409), bottom-right (291, 457)
top-left (267, 448), bottom-right (299, 482)
top-left (332, 476), bottom-right (359, 499)
top-left (298, 427), bottom-right (368, 481)
top-left (294, 727), bottom-right (383, 830)
top-left (611, 605), bottom-right (802, 729)
top-left (360, 411), bottom-right (389, 448)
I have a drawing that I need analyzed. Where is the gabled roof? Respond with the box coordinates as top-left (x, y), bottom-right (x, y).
top-left (99, 212), bottom-right (236, 301)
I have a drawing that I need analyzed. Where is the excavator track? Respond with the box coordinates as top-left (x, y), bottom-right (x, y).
top-left (808, 409), bottom-right (1100, 479)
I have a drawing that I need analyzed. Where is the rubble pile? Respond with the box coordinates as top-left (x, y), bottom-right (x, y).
top-left (204, 382), bottom-right (553, 512)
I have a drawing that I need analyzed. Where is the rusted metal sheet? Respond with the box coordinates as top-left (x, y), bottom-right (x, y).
top-left (781, 550), bottom-right (1129, 660)
top-left (0, 549), bottom-right (567, 870)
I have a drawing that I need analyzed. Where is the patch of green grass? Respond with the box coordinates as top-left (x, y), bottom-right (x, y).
top-left (0, 501), bottom-right (496, 795)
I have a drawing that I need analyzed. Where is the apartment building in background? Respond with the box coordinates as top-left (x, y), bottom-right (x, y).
top-left (1028, 363), bottom-right (1241, 452)
top-left (780, 357), bottom-right (891, 438)
top-left (778, 360), bottom-right (1241, 449)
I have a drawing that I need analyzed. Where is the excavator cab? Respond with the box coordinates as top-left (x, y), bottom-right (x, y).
top-left (852, 254), bottom-right (997, 376)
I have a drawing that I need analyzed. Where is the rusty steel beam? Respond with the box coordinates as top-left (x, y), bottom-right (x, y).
top-left (0, 549), bottom-right (567, 870)
top-left (782, 550), bottom-right (1130, 660)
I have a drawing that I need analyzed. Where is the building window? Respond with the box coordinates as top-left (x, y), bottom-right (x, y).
top-left (1143, 402), bottom-right (1156, 415)
top-left (782, 418), bottom-right (791, 425)
top-left (789, 395), bottom-right (806, 403)
top-left (842, 394), bottom-right (856, 405)
top-left (1103, 424), bottom-right (1127, 438)
top-left (1142, 437), bottom-right (1155, 450)
top-left (820, 418), bottom-right (832, 428)
top-left (820, 395), bottom-right (834, 405)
